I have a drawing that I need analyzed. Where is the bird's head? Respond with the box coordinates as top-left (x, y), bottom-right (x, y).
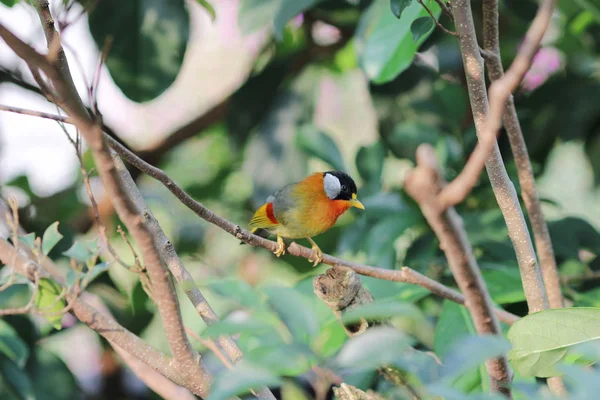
top-left (322, 171), bottom-right (365, 210)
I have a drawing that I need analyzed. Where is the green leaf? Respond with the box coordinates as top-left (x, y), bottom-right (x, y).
top-left (35, 278), bottom-right (66, 330)
top-left (296, 125), bottom-right (346, 171)
top-left (26, 348), bottom-right (78, 400)
top-left (440, 335), bottom-right (511, 382)
top-left (197, 0), bottom-right (215, 20)
top-left (41, 222), bottom-right (63, 256)
top-left (391, 0), bottom-right (412, 18)
top-left (208, 361), bottom-right (282, 400)
top-left (434, 301), bottom-right (489, 393)
top-left (0, 319), bottom-right (29, 368)
top-left (204, 278), bottom-right (264, 309)
top-left (265, 286), bottom-right (320, 344)
top-left (508, 307), bottom-right (600, 377)
top-left (202, 317), bottom-right (273, 339)
top-left (245, 343), bottom-right (316, 376)
top-left (87, 0), bottom-right (190, 102)
top-left (481, 264), bottom-right (526, 305)
top-left (238, 0), bottom-right (280, 35)
top-left (356, 142), bottom-right (385, 192)
top-left (17, 233), bottom-right (35, 249)
top-left (356, 0), bottom-right (441, 83)
top-left (0, 353), bottom-right (34, 400)
top-left (341, 300), bottom-right (420, 324)
top-left (548, 217), bottom-right (600, 259)
top-left (366, 212), bottom-right (420, 267)
top-left (335, 326), bottom-right (410, 370)
top-left (0, 0), bottom-right (18, 7)
top-left (85, 262), bottom-right (111, 285)
top-left (273, 0), bottom-right (320, 40)
top-left (386, 120), bottom-right (442, 162)
top-left (411, 16), bottom-right (434, 43)
top-left (62, 241), bottom-right (94, 263)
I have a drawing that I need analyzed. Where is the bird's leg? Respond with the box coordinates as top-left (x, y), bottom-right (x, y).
top-left (306, 237), bottom-right (323, 267)
top-left (273, 235), bottom-right (286, 257)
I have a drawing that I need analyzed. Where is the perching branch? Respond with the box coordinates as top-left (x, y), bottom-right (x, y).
top-left (481, 0), bottom-right (563, 310)
top-left (405, 144), bottom-right (512, 397)
top-left (447, 0), bottom-right (548, 314)
top-left (0, 102), bottom-right (519, 326)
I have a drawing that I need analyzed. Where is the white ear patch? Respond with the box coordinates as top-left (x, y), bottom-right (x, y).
top-left (323, 173), bottom-right (341, 199)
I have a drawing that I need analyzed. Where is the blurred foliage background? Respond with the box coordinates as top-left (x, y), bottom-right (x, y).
top-left (1, 0), bottom-right (600, 399)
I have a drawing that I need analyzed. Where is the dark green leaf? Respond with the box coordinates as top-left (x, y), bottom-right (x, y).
top-left (548, 217), bottom-right (600, 259)
top-left (335, 326), bottom-right (410, 370)
top-left (87, 0), bottom-right (190, 102)
top-left (274, 0), bottom-right (320, 40)
top-left (440, 335), bottom-right (511, 381)
top-left (41, 222), bottom-right (63, 256)
top-left (0, 0), bottom-right (19, 7)
top-left (508, 307), bottom-right (600, 377)
top-left (366, 212), bottom-right (420, 266)
top-left (356, 142), bottom-right (385, 191)
top-left (411, 16), bottom-right (434, 43)
top-left (26, 348), bottom-right (78, 400)
top-left (208, 361), bottom-right (281, 400)
top-left (386, 120), bottom-right (442, 162)
top-left (197, 0), bottom-right (216, 20)
top-left (0, 353), bottom-right (34, 400)
top-left (0, 319), bottom-right (29, 368)
top-left (265, 286), bottom-right (320, 344)
top-left (434, 301), bottom-right (488, 393)
top-left (17, 233), bottom-right (35, 250)
top-left (356, 0), bottom-right (441, 83)
top-left (296, 125), bottom-right (346, 171)
top-left (481, 264), bottom-right (526, 304)
top-left (391, 0), bottom-right (412, 18)
top-left (35, 278), bottom-right (66, 330)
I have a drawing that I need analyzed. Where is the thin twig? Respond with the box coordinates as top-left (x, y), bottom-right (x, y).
top-left (416, 0), bottom-right (458, 36)
top-left (433, 0), bottom-right (453, 19)
top-left (186, 327), bottom-right (234, 370)
top-left (0, 104), bottom-right (519, 326)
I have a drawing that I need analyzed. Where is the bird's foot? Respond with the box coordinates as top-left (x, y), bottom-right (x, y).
top-left (273, 236), bottom-right (286, 257)
top-left (309, 244), bottom-right (323, 267)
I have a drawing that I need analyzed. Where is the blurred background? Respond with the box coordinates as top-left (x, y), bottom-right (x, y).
top-left (1, 0), bottom-right (600, 398)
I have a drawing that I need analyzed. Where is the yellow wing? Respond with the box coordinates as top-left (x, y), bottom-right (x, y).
top-left (249, 203), bottom-right (279, 233)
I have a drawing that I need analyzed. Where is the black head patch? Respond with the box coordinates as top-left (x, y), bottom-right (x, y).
top-left (323, 171), bottom-right (357, 201)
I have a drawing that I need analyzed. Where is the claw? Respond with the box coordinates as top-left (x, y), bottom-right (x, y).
top-left (273, 235), bottom-right (286, 257)
top-left (306, 237), bottom-right (323, 267)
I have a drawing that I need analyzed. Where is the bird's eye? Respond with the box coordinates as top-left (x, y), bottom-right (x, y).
top-left (341, 185), bottom-right (347, 192)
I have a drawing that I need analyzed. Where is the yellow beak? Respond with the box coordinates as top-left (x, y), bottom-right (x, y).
top-left (349, 193), bottom-right (365, 210)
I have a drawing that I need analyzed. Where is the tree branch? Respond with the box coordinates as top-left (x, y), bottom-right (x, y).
top-left (0, 7), bottom-right (211, 394)
top-left (481, 0), bottom-right (563, 310)
top-left (405, 144), bottom-right (511, 397)
top-left (447, 0), bottom-right (548, 313)
top-left (0, 103), bottom-right (519, 326)
top-left (0, 237), bottom-right (196, 393)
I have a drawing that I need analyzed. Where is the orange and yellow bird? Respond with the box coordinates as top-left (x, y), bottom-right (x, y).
top-left (248, 171), bottom-right (364, 266)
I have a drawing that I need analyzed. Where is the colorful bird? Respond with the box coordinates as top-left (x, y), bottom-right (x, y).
top-left (248, 171), bottom-right (365, 266)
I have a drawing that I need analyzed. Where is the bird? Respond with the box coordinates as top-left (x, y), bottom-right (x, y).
top-left (248, 170), bottom-right (364, 267)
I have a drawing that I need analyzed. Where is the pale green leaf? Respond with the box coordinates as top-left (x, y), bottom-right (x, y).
top-left (62, 241), bottom-right (93, 263)
top-left (197, 0), bottom-right (216, 20)
top-left (17, 233), bottom-right (35, 249)
top-left (508, 307), bottom-right (600, 377)
top-left (341, 300), bottom-right (421, 325)
top-left (85, 262), bottom-right (111, 285)
top-left (35, 278), bottom-right (66, 330)
top-left (265, 286), bottom-right (320, 344)
top-left (41, 221), bottom-right (63, 256)
top-left (335, 326), bottom-right (410, 370)
top-left (208, 361), bottom-right (281, 400)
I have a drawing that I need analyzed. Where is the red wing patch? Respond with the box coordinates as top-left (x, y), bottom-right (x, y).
top-left (266, 202), bottom-right (278, 224)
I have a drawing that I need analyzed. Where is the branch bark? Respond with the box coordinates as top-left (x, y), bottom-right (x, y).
top-left (0, 103), bottom-right (519, 326)
top-left (0, 237), bottom-right (196, 393)
top-left (0, 5), bottom-right (210, 394)
top-left (405, 145), bottom-right (511, 397)
top-left (448, 0), bottom-right (548, 313)
top-left (481, 0), bottom-right (563, 310)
